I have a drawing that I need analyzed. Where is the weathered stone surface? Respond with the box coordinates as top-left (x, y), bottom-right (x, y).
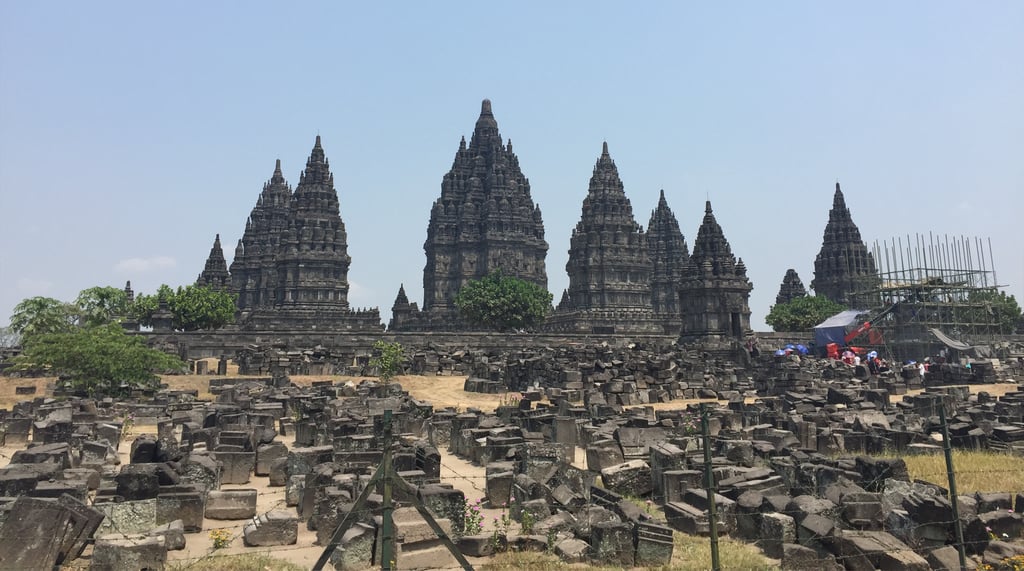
top-left (456, 534), bottom-right (496, 557)
top-left (781, 542), bottom-right (842, 571)
top-left (926, 545), bottom-right (977, 571)
top-left (831, 529), bottom-right (929, 571)
top-left (590, 520), bottom-right (635, 566)
top-left (243, 510), bottom-right (298, 546)
top-left (92, 536), bottom-right (167, 571)
top-left (149, 520), bottom-right (186, 551)
top-left (600, 459), bottom-right (652, 497)
top-left (256, 442), bottom-right (288, 477)
top-left (760, 512), bottom-right (796, 559)
top-left (329, 522), bottom-right (375, 571)
top-left (206, 489), bottom-right (258, 520)
top-left (0, 495), bottom-right (104, 570)
top-left (554, 537), bottom-right (590, 563)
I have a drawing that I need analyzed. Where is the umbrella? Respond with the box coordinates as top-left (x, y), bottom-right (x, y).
top-left (774, 349), bottom-right (787, 356)
top-left (796, 344), bottom-right (809, 355)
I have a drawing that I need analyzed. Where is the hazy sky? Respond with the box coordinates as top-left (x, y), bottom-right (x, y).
top-left (2, 2), bottom-right (1021, 331)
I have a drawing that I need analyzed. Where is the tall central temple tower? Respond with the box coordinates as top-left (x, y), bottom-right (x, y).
top-left (392, 100), bottom-right (548, 330)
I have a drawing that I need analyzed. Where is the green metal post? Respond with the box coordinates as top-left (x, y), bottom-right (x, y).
top-left (701, 403), bottom-right (721, 571)
top-left (381, 409), bottom-right (395, 570)
top-left (940, 403), bottom-right (967, 571)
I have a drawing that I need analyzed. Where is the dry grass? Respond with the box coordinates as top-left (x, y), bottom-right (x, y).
top-left (481, 550), bottom-right (568, 570)
top-left (895, 450), bottom-right (1024, 498)
top-left (481, 533), bottom-right (778, 571)
top-left (667, 533), bottom-right (779, 571)
top-left (166, 553), bottom-right (306, 571)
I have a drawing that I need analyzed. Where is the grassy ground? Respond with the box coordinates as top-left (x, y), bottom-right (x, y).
top-left (898, 450), bottom-right (1024, 499)
top-left (166, 553), bottom-right (307, 571)
top-left (481, 533), bottom-right (779, 571)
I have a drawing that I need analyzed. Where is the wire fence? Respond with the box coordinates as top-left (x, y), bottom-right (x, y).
top-left (10, 391), bottom-right (1024, 570)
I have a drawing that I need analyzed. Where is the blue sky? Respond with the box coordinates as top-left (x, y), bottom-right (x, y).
top-left (1, 2), bottom-right (1021, 331)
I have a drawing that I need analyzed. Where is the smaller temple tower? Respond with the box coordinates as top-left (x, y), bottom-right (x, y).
top-left (547, 142), bottom-right (659, 334)
top-left (647, 190), bottom-right (689, 333)
top-left (388, 284), bottom-right (420, 331)
top-left (811, 182), bottom-right (879, 305)
top-left (196, 234), bottom-right (231, 290)
top-left (678, 201), bottom-right (753, 342)
top-left (775, 269), bottom-right (808, 305)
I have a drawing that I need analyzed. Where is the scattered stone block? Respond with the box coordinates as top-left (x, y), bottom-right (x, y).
top-left (91, 536), bottom-right (167, 571)
top-left (205, 489), bottom-right (258, 520)
top-left (243, 510), bottom-right (298, 546)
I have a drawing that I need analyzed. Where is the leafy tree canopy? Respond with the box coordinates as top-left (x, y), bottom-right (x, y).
top-left (454, 271), bottom-right (553, 331)
top-left (10, 296), bottom-right (79, 338)
top-left (132, 285), bottom-right (237, 331)
top-left (76, 286), bottom-right (130, 328)
top-left (966, 289), bottom-right (1022, 334)
top-left (11, 323), bottom-right (184, 395)
top-left (766, 295), bottom-right (847, 332)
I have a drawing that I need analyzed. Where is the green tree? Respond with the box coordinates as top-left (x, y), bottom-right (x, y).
top-left (766, 295), bottom-right (847, 332)
top-left (370, 340), bottom-right (404, 385)
top-left (132, 285), bottom-right (236, 331)
top-left (454, 271), bottom-right (553, 331)
top-left (965, 289), bottom-right (1022, 333)
top-left (10, 296), bottom-right (78, 338)
top-left (130, 284), bottom-right (175, 327)
top-left (168, 285), bottom-right (237, 331)
top-left (75, 286), bottom-right (130, 328)
top-left (11, 323), bottom-right (184, 395)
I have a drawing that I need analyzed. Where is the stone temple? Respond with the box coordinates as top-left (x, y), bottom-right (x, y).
top-left (547, 143), bottom-right (661, 334)
top-left (184, 100), bottom-right (765, 340)
top-left (209, 137), bottom-right (381, 331)
top-left (811, 182), bottom-right (879, 306)
top-left (196, 234), bottom-right (230, 291)
top-left (390, 100), bottom-right (548, 331)
top-left (647, 190), bottom-right (690, 333)
top-left (678, 201), bottom-right (753, 342)
top-left (774, 268), bottom-right (807, 306)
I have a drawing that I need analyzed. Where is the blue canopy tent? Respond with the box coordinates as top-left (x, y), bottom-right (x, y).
top-left (813, 309), bottom-right (869, 347)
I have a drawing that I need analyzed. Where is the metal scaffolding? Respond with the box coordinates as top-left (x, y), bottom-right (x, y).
top-left (847, 233), bottom-right (1010, 360)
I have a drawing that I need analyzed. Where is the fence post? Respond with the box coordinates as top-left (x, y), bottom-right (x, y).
top-left (700, 403), bottom-right (721, 571)
top-left (939, 401), bottom-right (967, 571)
top-left (381, 409), bottom-right (396, 570)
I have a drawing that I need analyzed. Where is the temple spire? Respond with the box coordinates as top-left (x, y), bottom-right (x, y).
top-left (833, 182), bottom-right (847, 211)
top-left (812, 180), bottom-right (879, 304)
top-left (197, 233), bottom-right (230, 290)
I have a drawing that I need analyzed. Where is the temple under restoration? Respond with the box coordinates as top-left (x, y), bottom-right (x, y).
top-left (200, 137), bottom-right (381, 331)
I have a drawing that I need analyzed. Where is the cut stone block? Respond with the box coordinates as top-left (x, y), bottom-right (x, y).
top-left (205, 489), bottom-right (258, 520)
